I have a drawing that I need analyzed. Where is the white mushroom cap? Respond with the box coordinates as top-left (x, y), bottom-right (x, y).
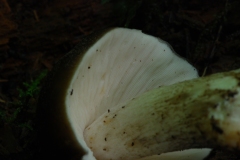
top-left (67, 28), bottom-right (199, 159)
top-left (37, 28), bottom-right (205, 159)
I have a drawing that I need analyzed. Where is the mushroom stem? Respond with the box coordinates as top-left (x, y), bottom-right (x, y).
top-left (84, 69), bottom-right (240, 160)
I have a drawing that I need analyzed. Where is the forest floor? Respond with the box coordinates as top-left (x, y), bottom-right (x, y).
top-left (0, 0), bottom-right (240, 159)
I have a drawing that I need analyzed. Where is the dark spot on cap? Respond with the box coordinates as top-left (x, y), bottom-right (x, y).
top-left (70, 89), bottom-right (73, 95)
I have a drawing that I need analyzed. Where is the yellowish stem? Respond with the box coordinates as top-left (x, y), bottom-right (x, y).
top-left (84, 69), bottom-right (240, 160)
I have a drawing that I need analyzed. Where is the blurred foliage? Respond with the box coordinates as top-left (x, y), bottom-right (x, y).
top-left (0, 70), bottom-right (48, 125)
top-left (18, 70), bottom-right (48, 105)
top-left (0, 107), bottom-right (21, 124)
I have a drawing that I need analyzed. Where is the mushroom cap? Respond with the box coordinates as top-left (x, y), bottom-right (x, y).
top-left (37, 28), bottom-right (198, 159)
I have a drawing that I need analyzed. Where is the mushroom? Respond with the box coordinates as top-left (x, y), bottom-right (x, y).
top-left (37, 28), bottom-right (240, 160)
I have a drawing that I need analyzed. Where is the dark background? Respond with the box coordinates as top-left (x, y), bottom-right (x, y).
top-left (0, 0), bottom-right (240, 159)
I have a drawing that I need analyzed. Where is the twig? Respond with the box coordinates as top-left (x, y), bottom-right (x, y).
top-left (78, 26), bottom-right (88, 35)
top-left (2, 0), bottom-right (11, 13)
top-left (209, 25), bottom-right (222, 60)
top-left (0, 79), bottom-right (8, 82)
top-left (0, 98), bottom-right (6, 103)
top-left (202, 25), bottom-right (223, 77)
top-left (33, 10), bottom-right (39, 22)
top-left (185, 29), bottom-right (190, 59)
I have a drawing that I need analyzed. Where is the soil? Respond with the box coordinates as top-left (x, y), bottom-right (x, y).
top-left (0, 0), bottom-right (240, 159)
